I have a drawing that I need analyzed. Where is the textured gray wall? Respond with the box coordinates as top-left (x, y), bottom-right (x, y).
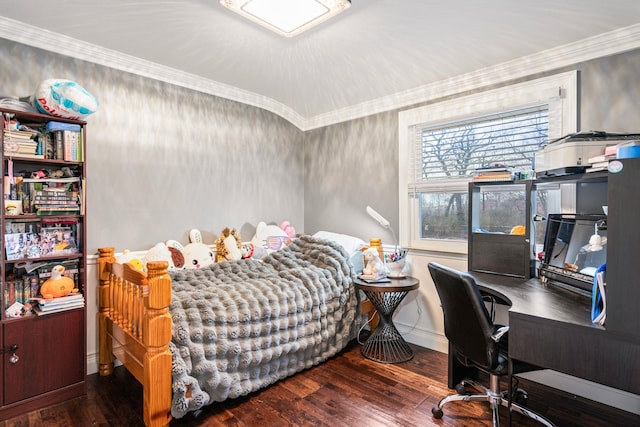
top-left (0, 39), bottom-right (304, 253)
top-left (303, 111), bottom-right (400, 245)
top-left (303, 49), bottom-right (640, 242)
top-left (2, 38), bottom-right (639, 253)
top-left (580, 51), bottom-right (640, 132)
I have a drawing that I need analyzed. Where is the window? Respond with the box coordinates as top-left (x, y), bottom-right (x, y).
top-left (399, 72), bottom-right (577, 253)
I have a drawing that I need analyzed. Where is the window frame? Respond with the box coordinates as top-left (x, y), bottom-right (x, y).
top-left (398, 71), bottom-right (578, 253)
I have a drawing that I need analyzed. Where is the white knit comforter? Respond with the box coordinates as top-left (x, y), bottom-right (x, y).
top-left (167, 235), bottom-right (362, 418)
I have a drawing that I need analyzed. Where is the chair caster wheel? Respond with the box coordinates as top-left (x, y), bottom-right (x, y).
top-left (455, 383), bottom-right (466, 394)
top-left (432, 406), bottom-right (444, 419)
top-left (513, 391), bottom-right (528, 406)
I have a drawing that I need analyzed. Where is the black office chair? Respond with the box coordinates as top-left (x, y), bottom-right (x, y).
top-left (427, 262), bottom-right (555, 427)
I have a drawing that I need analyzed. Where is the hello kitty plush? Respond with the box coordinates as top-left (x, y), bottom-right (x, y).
top-left (251, 221), bottom-right (291, 256)
top-left (166, 229), bottom-right (215, 269)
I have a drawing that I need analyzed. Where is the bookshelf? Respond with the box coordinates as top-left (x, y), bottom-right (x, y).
top-left (0, 108), bottom-right (86, 418)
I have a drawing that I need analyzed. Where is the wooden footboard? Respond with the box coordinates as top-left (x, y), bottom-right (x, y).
top-left (97, 248), bottom-right (173, 427)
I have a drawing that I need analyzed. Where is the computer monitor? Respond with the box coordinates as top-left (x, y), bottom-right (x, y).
top-left (539, 213), bottom-right (607, 293)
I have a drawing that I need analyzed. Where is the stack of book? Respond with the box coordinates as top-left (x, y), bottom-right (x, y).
top-left (3, 128), bottom-right (43, 158)
top-left (586, 149), bottom-right (616, 172)
top-left (472, 165), bottom-right (513, 182)
top-left (586, 141), bottom-right (640, 172)
top-left (32, 293), bottom-right (84, 316)
top-left (44, 122), bottom-right (83, 161)
top-left (32, 186), bottom-right (81, 215)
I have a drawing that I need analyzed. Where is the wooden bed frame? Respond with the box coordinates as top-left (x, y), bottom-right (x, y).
top-left (97, 245), bottom-right (378, 427)
top-left (97, 247), bottom-right (173, 427)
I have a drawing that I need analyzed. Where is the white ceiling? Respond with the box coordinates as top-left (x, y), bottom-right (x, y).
top-left (1, 1), bottom-right (640, 129)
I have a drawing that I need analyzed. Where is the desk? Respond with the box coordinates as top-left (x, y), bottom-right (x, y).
top-left (448, 273), bottom-right (640, 396)
top-left (355, 277), bottom-right (419, 363)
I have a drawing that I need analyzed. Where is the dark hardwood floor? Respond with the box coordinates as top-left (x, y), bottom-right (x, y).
top-left (2, 342), bottom-right (638, 426)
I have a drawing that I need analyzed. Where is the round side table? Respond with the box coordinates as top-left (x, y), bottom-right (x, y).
top-left (354, 276), bottom-right (419, 363)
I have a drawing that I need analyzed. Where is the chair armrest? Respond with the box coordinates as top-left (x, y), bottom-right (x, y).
top-left (491, 325), bottom-right (509, 342)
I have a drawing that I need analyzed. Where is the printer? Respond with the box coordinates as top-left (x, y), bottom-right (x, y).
top-left (535, 131), bottom-right (640, 177)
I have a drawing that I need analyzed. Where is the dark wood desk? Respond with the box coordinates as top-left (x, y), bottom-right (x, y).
top-left (448, 273), bottom-right (640, 396)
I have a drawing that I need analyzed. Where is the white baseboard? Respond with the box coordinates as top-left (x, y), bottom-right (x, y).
top-left (87, 352), bottom-right (98, 376)
top-left (397, 321), bottom-right (449, 354)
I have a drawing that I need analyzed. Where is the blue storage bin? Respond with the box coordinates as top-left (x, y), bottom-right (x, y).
top-left (617, 141), bottom-right (640, 159)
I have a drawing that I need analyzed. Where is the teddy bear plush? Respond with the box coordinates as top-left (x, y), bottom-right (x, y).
top-left (214, 227), bottom-right (243, 262)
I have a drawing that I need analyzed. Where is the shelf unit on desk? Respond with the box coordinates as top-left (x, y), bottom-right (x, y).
top-left (468, 180), bottom-right (534, 279)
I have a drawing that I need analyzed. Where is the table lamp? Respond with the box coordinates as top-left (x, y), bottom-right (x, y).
top-left (366, 206), bottom-right (407, 277)
top-left (366, 206), bottom-right (397, 250)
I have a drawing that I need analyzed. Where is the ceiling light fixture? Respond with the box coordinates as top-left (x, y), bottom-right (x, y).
top-left (220, 0), bottom-right (351, 38)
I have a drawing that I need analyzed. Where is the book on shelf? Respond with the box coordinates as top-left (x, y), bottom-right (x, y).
top-left (358, 275), bottom-right (391, 283)
top-left (2, 152), bottom-right (45, 160)
top-left (36, 206), bottom-right (81, 216)
top-left (32, 293), bottom-right (85, 316)
top-left (472, 172), bottom-right (514, 182)
top-left (32, 293), bottom-right (84, 307)
top-left (33, 302), bottom-right (84, 316)
top-left (45, 121), bottom-right (81, 132)
top-left (472, 164), bottom-right (514, 182)
top-left (3, 129), bottom-right (38, 141)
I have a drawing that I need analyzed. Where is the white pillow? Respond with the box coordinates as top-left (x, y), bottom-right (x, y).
top-left (312, 231), bottom-right (366, 273)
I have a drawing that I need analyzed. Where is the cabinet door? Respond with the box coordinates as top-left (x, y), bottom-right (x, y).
top-left (607, 158), bottom-right (640, 339)
top-left (3, 310), bottom-right (84, 405)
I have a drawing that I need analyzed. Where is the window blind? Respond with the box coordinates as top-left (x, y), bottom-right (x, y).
top-left (408, 105), bottom-right (548, 193)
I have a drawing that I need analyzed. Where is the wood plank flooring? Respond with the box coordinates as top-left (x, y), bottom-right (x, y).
top-left (1, 341), bottom-right (638, 426)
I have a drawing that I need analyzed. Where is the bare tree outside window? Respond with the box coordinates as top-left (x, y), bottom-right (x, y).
top-left (417, 107), bottom-right (548, 240)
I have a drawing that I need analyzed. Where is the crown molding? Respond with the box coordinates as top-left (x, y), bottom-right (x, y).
top-left (2, 17), bottom-right (639, 131)
top-left (0, 17), bottom-right (306, 128)
top-left (306, 22), bottom-right (640, 130)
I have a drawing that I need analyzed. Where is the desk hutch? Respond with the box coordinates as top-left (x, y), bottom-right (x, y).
top-left (459, 159), bottom-right (640, 398)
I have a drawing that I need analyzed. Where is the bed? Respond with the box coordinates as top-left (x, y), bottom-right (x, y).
top-left (97, 235), bottom-right (365, 427)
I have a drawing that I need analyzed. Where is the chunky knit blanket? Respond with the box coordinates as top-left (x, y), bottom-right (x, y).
top-left (168, 235), bottom-right (362, 418)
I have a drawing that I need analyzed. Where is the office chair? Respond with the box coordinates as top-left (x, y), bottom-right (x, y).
top-left (427, 262), bottom-right (555, 427)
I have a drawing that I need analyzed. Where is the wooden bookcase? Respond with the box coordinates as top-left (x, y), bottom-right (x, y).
top-left (0, 108), bottom-right (86, 419)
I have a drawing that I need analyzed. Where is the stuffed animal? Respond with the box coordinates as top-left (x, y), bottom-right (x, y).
top-left (361, 247), bottom-right (388, 281)
top-left (280, 221), bottom-right (296, 238)
top-left (117, 249), bottom-right (144, 271)
top-left (214, 227), bottom-right (243, 262)
top-left (167, 229), bottom-right (214, 269)
top-left (40, 265), bottom-right (78, 299)
top-left (240, 242), bottom-right (255, 259)
top-left (143, 242), bottom-right (181, 271)
top-left (251, 221), bottom-right (291, 257)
